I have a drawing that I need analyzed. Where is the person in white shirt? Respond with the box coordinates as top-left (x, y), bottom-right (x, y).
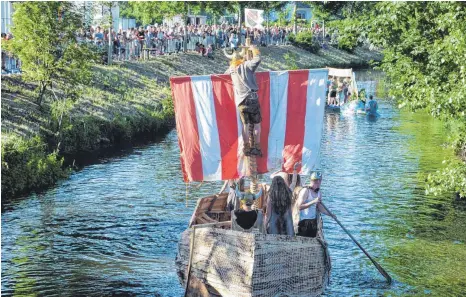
top-left (294, 172), bottom-right (335, 238)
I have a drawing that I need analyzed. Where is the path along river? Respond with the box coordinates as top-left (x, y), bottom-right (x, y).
top-left (2, 71), bottom-right (466, 297)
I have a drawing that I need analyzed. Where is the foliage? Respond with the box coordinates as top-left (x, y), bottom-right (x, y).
top-left (6, 2), bottom-right (96, 106)
top-left (121, 1), bottom-right (185, 25)
top-left (316, 1), bottom-right (466, 199)
top-left (327, 19), bottom-right (361, 52)
top-left (1, 135), bottom-right (68, 199)
top-left (121, 1), bottom-right (288, 33)
top-left (426, 159), bottom-right (466, 199)
top-left (288, 31), bottom-right (320, 54)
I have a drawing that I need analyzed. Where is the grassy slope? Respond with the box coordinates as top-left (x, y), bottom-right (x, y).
top-left (1, 45), bottom-right (381, 198)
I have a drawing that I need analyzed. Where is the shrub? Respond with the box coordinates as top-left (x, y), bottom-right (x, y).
top-left (1, 135), bottom-right (68, 199)
top-left (327, 19), bottom-right (362, 52)
top-left (288, 31), bottom-right (321, 54)
top-left (283, 51), bottom-right (299, 70)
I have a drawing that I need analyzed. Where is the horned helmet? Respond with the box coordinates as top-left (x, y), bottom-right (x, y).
top-left (223, 48), bottom-right (248, 67)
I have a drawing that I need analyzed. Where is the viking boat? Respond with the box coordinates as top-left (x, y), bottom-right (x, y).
top-left (170, 68), bottom-right (331, 297)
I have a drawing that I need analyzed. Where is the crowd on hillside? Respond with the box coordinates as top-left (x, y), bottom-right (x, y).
top-left (2, 22), bottom-right (337, 73)
top-left (77, 22), bottom-right (334, 61)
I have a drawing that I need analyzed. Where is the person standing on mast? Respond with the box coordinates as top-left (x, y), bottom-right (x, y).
top-left (224, 43), bottom-right (262, 157)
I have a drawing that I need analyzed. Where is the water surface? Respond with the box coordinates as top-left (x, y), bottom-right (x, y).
top-left (2, 85), bottom-right (465, 296)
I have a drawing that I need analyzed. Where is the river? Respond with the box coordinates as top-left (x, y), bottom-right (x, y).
top-left (2, 73), bottom-right (465, 296)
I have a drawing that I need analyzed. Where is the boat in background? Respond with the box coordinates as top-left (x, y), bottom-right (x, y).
top-left (325, 68), bottom-right (358, 113)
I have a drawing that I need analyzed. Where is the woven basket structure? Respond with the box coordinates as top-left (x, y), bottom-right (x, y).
top-left (176, 227), bottom-right (331, 297)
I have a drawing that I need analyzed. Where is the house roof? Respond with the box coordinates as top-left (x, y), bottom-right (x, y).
top-left (296, 2), bottom-right (311, 9)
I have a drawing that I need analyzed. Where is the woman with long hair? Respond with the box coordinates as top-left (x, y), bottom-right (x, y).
top-left (265, 176), bottom-right (295, 235)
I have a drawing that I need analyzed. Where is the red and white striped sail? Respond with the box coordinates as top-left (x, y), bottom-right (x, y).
top-left (170, 69), bottom-right (329, 182)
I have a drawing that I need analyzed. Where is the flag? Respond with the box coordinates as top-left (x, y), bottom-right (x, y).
top-left (245, 8), bottom-right (264, 30)
top-left (170, 69), bottom-right (329, 182)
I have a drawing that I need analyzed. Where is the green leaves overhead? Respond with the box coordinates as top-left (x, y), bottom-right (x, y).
top-left (315, 2), bottom-right (466, 198)
top-left (120, 1), bottom-right (288, 26)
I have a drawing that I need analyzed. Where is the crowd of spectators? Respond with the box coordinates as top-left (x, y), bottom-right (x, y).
top-left (76, 22), bottom-right (334, 61)
top-left (2, 22), bottom-right (338, 74)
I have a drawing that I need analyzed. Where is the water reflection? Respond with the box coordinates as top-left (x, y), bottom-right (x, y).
top-left (2, 101), bottom-right (465, 296)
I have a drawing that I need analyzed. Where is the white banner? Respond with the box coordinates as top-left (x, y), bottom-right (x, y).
top-left (245, 8), bottom-right (264, 29)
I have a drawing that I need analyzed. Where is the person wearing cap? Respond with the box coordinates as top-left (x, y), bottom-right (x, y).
top-left (224, 43), bottom-right (262, 157)
top-left (294, 172), bottom-right (335, 238)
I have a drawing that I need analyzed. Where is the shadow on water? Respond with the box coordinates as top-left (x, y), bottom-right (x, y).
top-left (2, 73), bottom-right (466, 296)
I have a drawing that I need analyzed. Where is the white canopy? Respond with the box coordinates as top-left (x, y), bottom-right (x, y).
top-left (327, 67), bottom-right (353, 78)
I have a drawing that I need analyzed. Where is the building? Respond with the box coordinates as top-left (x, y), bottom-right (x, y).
top-left (293, 2), bottom-right (312, 21)
top-left (75, 1), bottom-right (135, 31)
top-left (163, 15), bottom-right (208, 27)
top-left (1, 1), bottom-right (14, 34)
top-left (268, 2), bottom-right (313, 23)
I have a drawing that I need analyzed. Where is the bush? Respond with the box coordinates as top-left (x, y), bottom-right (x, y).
top-left (1, 135), bottom-right (69, 199)
top-left (283, 51), bottom-right (299, 70)
top-left (328, 19), bottom-right (362, 52)
top-left (288, 31), bottom-right (321, 54)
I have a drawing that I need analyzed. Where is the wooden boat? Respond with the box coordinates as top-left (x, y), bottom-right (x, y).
top-left (170, 68), bottom-right (332, 296)
top-left (175, 193), bottom-right (331, 297)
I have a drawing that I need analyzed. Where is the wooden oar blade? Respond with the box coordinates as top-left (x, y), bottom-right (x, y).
top-left (321, 203), bottom-right (393, 284)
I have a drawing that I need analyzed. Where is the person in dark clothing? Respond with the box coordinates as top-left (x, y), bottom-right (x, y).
top-left (265, 176), bottom-right (295, 236)
top-left (224, 45), bottom-right (262, 157)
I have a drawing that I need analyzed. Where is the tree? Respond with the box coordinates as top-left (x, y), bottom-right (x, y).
top-left (315, 1), bottom-right (466, 198)
top-left (6, 2), bottom-right (95, 106)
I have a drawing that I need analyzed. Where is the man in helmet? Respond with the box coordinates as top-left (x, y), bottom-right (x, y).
top-left (224, 44), bottom-right (262, 156)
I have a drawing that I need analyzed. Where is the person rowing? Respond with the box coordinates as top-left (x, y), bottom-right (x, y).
top-left (294, 171), bottom-right (335, 238)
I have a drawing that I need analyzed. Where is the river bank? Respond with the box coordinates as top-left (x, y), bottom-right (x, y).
top-left (1, 45), bottom-right (382, 200)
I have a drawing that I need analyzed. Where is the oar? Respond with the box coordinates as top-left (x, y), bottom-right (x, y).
top-left (320, 202), bottom-right (392, 284)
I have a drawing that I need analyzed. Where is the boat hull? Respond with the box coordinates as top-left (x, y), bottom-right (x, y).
top-left (176, 227), bottom-right (331, 297)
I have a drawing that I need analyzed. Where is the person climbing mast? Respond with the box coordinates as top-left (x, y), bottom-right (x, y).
top-left (224, 39), bottom-right (262, 157)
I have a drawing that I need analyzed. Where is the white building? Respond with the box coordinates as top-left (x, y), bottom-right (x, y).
top-left (74, 1), bottom-right (135, 31)
top-left (163, 15), bottom-right (207, 27)
top-left (1, 1), bottom-right (14, 34)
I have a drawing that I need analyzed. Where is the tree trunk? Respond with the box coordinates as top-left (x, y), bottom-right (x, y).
top-left (184, 3), bottom-right (189, 52)
top-left (108, 28), bottom-right (113, 65)
top-left (266, 12), bottom-right (269, 31)
top-left (37, 81), bottom-right (47, 106)
top-left (238, 5), bottom-right (241, 45)
top-left (107, 3), bottom-right (113, 65)
top-left (293, 2), bottom-right (297, 34)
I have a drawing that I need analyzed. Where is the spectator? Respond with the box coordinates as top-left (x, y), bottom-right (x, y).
top-left (207, 44), bottom-right (214, 60)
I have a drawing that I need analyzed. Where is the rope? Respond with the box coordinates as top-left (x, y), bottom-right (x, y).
top-left (185, 182), bottom-right (189, 207)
